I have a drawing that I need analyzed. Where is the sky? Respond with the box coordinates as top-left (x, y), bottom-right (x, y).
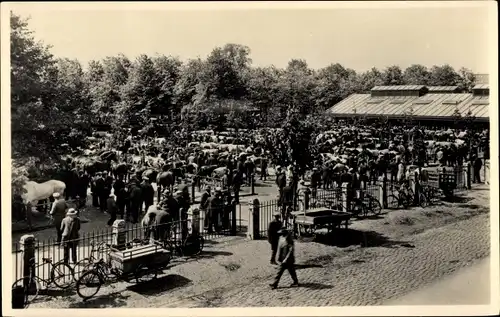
top-left (6, 2), bottom-right (495, 73)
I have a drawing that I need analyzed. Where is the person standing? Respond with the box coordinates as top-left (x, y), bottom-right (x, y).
top-left (473, 155), bottom-right (483, 183)
top-left (114, 174), bottom-right (127, 219)
top-left (267, 212), bottom-right (282, 265)
top-left (107, 194), bottom-right (118, 226)
top-left (50, 192), bottom-right (68, 243)
top-left (200, 186), bottom-right (211, 229)
top-left (60, 208), bottom-right (81, 265)
top-left (140, 176), bottom-right (155, 215)
top-left (270, 228), bottom-right (299, 289)
top-left (128, 180), bottom-right (142, 224)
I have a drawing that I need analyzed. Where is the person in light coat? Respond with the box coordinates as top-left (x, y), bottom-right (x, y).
top-left (60, 208), bottom-right (81, 264)
top-left (270, 228), bottom-right (299, 289)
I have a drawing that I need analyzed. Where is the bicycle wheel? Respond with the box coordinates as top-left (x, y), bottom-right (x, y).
top-left (387, 195), bottom-right (399, 209)
top-left (73, 259), bottom-right (94, 281)
top-left (368, 196), bottom-right (382, 215)
top-left (418, 192), bottom-right (429, 208)
top-left (76, 270), bottom-right (102, 300)
top-left (12, 277), bottom-right (40, 308)
top-left (350, 200), bottom-right (365, 219)
top-left (399, 192), bottom-right (410, 209)
top-left (51, 262), bottom-right (74, 289)
top-left (135, 264), bottom-right (159, 283)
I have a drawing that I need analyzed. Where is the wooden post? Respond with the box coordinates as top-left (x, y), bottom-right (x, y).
top-left (246, 199), bottom-right (260, 240)
top-left (341, 182), bottom-right (350, 212)
top-left (112, 219), bottom-right (127, 250)
top-left (20, 235), bottom-right (36, 293)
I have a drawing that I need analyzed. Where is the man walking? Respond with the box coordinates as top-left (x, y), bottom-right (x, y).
top-left (270, 228), bottom-right (299, 289)
top-left (50, 192), bottom-right (68, 243)
top-left (60, 208), bottom-right (81, 265)
top-left (267, 212), bottom-right (282, 265)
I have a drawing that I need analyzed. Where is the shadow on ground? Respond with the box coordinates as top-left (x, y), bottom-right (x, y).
top-left (313, 229), bottom-right (412, 248)
top-left (67, 292), bottom-right (130, 308)
top-left (295, 263), bottom-right (323, 270)
top-left (280, 282), bottom-right (333, 290)
top-left (167, 250), bottom-right (233, 268)
top-left (39, 288), bottom-right (76, 297)
top-left (127, 274), bottom-right (192, 296)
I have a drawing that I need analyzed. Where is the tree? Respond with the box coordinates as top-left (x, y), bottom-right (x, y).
top-left (403, 64), bottom-right (430, 85)
top-left (457, 67), bottom-right (476, 92)
top-left (357, 68), bottom-right (384, 93)
top-left (382, 65), bottom-right (404, 85)
top-left (313, 63), bottom-right (359, 111)
top-left (11, 12), bottom-right (89, 163)
top-left (429, 64), bottom-right (461, 86)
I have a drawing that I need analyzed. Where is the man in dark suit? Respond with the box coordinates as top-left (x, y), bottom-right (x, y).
top-left (106, 194), bottom-right (118, 226)
top-left (270, 228), bottom-right (299, 289)
top-left (267, 212), bottom-right (282, 265)
top-left (140, 176), bottom-right (155, 214)
top-left (206, 188), bottom-right (223, 233)
top-left (113, 174), bottom-right (127, 219)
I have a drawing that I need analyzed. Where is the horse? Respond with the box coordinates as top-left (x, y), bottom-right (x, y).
top-left (156, 170), bottom-right (175, 201)
top-left (22, 180), bottom-right (66, 213)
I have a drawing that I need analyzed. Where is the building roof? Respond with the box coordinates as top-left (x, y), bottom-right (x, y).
top-left (427, 86), bottom-right (459, 92)
top-left (472, 84), bottom-right (489, 90)
top-left (327, 92), bottom-right (489, 121)
top-left (371, 85), bottom-right (426, 91)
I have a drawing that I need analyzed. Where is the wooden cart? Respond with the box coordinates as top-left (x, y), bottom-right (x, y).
top-left (108, 243), bottom-right (172, 282)
top-left (291, 208), bottom-right (352, 237)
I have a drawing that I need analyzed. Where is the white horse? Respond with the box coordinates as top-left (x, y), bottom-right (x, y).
top-left (22, 180), bottom-right (66, 205)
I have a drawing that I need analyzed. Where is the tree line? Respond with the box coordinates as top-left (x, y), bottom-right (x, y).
top-left (11, 12), bottom-right (478, 165)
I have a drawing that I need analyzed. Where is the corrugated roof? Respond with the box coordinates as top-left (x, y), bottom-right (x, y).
top-left (472, 84), bottom-right (489, 90)
top-left (427, 86), bottom-right (459, 92)
top-left (371, 85), bottom-right (426, 91)
top-left (460, 95), bottom-right (489, 118)
top-left (327, 92), bottom-right (489, 120)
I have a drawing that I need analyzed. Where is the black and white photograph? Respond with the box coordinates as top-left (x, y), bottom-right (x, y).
top-left (1, 1), bottom-right (498, 315)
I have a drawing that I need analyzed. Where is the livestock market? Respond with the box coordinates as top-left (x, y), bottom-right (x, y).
top-left (7, 7), bottom-right (494, 310)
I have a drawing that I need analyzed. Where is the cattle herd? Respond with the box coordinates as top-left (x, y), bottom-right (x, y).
top-left (15, 122), bottom-right (489, 225)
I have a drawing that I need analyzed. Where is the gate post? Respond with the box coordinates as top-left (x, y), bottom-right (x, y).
top-left (112, 219), bottom-right (127, 250)
top-left (246, 199), bottom-right (260, 240)
top-left (191, 181), bottom-right (196, 204)
top-left (251, 173), bottom-right (256, 195)
top-left (464, 162), bottom-right (472, 189)
top-left (378, 175), bottom-right (388, 209)
top-left (413, 171), bottom-right (420, 205)
top-left (341, 182), bottom-right (351, 212)
top-left (20, 235), bottom-right (36, 292)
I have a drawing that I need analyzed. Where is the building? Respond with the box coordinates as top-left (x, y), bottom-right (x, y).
top-left (326, 84), bottom-right (490, 125)
top-left (474, 74), bottom-right (489, 85)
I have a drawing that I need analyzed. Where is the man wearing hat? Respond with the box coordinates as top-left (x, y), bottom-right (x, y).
top-left (60, 208), bottom-right (81, 264)
top-left (231, 169), bottom-right (242, 204)
top-left (267, 212), bottom-right (282, 265)
top-left (50, 192), bottom-right (68, 243)
top-left (260, 155), bottom-right (268, 181)
top-left (270, 228), bottom-right (299, 289)
top-left (128, 180), bottom-right (143, 224)
top-left (200, 186), bottom-right (211, 229)
top-left (205, 187), bottom-right (223, 233)
top-left (275, 166), bottom-right (286, 201)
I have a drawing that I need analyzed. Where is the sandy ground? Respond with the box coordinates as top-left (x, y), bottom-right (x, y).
top-left (20, 182), bottom-right (491, 308)
top-left (385, 257), bottom-right (491, 305)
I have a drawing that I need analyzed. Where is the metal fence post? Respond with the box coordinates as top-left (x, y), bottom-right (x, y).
top-left (231, 200), bottom-right (237, 236)
top-left (251, 173), bottom-right (255, 195)
top-left (413, 171), bottom-right (420, 205)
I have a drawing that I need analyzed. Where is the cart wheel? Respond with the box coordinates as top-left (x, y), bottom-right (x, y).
top-left (51, 262), bottom-right (74, 289)
top-left (135, 264), bottom-right (158, 283)
top-left (76, 270), bottom-right (102, 300)
top-left (350, 201), bottom-right (365, 219)
top-left (182, 235), bottom-right (205, 256)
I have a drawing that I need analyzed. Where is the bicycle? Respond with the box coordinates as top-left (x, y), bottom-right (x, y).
top-left (419, 184), bottom-right (441, 206)
top-left (75, 258), bottom-right (120, 300)
top-left (349, 193), bottom-right (382, 218)
top-left (387, 186), bottom-right (411, 209)
top-left (73, 240), bottom-right (108, 281)
top-left (12, 257), bottom-right (74, 307)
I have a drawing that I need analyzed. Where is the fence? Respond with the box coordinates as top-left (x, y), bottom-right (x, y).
top-left (12, 204), bottom-right (244, 284)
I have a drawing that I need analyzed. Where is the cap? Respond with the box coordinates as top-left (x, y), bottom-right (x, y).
top-left (67, 208), bottom-right (77, 216)
top-left (53, 192), bottom-right (60, 198)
